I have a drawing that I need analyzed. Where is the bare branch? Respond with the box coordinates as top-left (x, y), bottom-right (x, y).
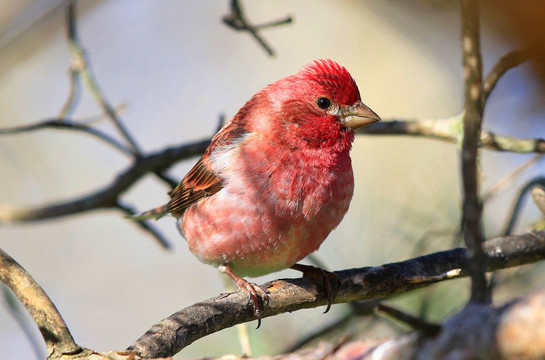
top-left (128, 230), bottom-right (545, 358)
top-left (503, 177), bottom-right (545, 235)
top-left (531, 185), bottom-right (545, 216)
top-left (359, 119), bottom-right (545, 154)
top-left (377, 303), bottom-right (441, 335)
top-left (0, 118), bottom-right (135, 157)
top-left (0, 248), bottom-right (83, 359)
top-left (460, 0), bottom-right (489, 304)
top-left (222, 0), bottom-right (293, 57)
top-left (484, 48), bottom-right (531, 103)
top-left (63, 0), bottom-right (142, 155)
top-left (116, 202), bottom-right (172, 250)
top-left (58, 0), bottom-right (81, 119)
top-left (0, 138), bottom-right (210, 223)
top-left (224, 289), bottom-right (545, 360)
top-left (483, 154), bottom-right (543, 202)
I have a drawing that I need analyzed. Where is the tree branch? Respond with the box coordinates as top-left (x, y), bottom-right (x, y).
top-left (483, 48), bottom-right (531, 103)
top-left (0, 118), bottom-right (135, 157)
top-left (116, 201), bottom-right (172, 250)
top-left (460, 0), bottom-right (489, 304)
top-left (358, 119), bottom-right (545, 153)
top-left (128, 230), bottom-right (545, 358)
top-left (0, 138), bottom-right (210, 223)
top-left (63, 0), bottom-right (141, 155)
top-left (0, 248), bottom-right (83, 359)
top-left (222, 0), bottom-right (293, 57)
top-left (194, 288), bottom-right (545, 360)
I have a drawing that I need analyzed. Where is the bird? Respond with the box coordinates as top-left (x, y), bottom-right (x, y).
top-left (132, 59), bottom-right (380, 325)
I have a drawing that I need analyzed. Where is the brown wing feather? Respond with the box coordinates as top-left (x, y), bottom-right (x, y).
top-left (165, 156), bottom-right (221, 215)
top-left (165, 124), bottom-right (249, 216)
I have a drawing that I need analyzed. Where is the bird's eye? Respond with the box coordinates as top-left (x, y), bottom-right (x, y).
top-left (316, 97), bottom-right (331, 110)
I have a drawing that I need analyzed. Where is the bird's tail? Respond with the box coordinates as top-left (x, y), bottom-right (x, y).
top-left (126, 205), bottom-right (169, 221)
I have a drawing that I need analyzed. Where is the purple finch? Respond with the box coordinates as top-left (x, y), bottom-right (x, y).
top-left (135, 59), bottom-right (380, 322)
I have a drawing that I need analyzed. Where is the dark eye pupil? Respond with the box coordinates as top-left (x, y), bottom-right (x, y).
top-left (316, 97), bottom-right (331, 109)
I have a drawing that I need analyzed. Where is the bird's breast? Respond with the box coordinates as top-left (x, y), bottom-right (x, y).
top-left (181, 141), bottom-right (354, 277)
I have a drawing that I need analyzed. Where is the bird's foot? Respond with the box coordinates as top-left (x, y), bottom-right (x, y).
top-left (220, 265), bottom-right (269, 329)
top-left (290, 263), bottom-right (339, 313)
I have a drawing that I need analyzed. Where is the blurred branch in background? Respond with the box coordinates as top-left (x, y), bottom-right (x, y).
top-left (459, 0), bottom-right (489, 304)
top-left (1, 286), bottom-right (45, 360)
top-left (60, 0), bottom-right (141, 155)
top-left (0, 138), bottom-right (210, 223)
top-left (60, 0), bottom-right (178, 191)
top-left (503, 177), bottom-right (545, 236)
top-left (222, 0), bottom-right (293, 57)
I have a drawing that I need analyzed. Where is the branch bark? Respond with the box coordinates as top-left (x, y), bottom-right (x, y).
top-left (0, 248), bottom-right (83, 359)
top-left (128, 230), bottom-right (545, 358)
top-left (460, 0), bottom-right (489, 304)
top-left (182, 288), bottom-right (545, 360)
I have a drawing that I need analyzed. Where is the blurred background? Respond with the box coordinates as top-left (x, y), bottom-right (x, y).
top-left (0, 1), bottom-right (544, 359)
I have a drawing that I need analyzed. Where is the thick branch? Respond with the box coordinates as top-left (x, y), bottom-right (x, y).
top-left (460, 0), bottom-right (489, 304)
top-left (128, 230), bottom-right (545, 358)
top-left (186, 288), bottom-right (545, 360)
top-left (0, 248), bottom-right (83, 359)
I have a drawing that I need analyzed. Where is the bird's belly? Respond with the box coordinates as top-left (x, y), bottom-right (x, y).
top-left (180, 180), bottom-right (352, 277)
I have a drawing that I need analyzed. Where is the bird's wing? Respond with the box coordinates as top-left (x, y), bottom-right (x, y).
top-left (165, 124), bottom-right (249, 215)
top-left (165, 156), bottom-right (221, 214)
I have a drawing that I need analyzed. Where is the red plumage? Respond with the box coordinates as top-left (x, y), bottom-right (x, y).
top-left (135, 59), bottom-right (380, 316)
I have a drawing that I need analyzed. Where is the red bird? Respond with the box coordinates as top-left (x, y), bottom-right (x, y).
top-left (135, 59), bottom-right (380, 322)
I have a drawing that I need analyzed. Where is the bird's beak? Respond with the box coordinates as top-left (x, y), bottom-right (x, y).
top-left (340, 101), bottom-right (381, 129)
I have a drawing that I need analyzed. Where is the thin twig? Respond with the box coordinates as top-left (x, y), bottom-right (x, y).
top-left (64, 0), bottom-right (142, 154)
top-left (58, 0), bottom-right (81, 119)
top-left (531, 185), bottom-right (545, 216)
top-left (483, 154), bottom-right (543, 202)
top-left (483, 48), bottom-right (531, 103)
top-left (60, 0), bottom-right (178, 190)
top-left (377, 303), bottom-right (441, 336)
top-left (128, 230), bottom-right (545, 358)
top-left (222, 0), bottom-right (293, 57)
top-left (0, 248), bottom-right (83, 359)
top-left (503, 177), bottom-right (545, 235)
top-left (460, 0), bottom-right (489, 304)
top-left (0, 119), bottom-right (135, 157)
top-left (116, 202), bottom-right (172, 250)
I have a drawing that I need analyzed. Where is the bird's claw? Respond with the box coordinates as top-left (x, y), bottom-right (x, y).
top-left (233, 277), bottom-right (269, 328)
top-left (221, 265), bottom-right (269, 328)
top-left (291, 263), bottom-right (339, 313)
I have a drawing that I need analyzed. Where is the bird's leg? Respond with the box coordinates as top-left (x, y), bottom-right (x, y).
top-left (290, 263), bottom-right (339, 313)
top-left (219, 264), bottom-right (269, 329)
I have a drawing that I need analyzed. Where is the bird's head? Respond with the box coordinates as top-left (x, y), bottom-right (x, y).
top-left (264, 59), bottom-right (380, 149)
